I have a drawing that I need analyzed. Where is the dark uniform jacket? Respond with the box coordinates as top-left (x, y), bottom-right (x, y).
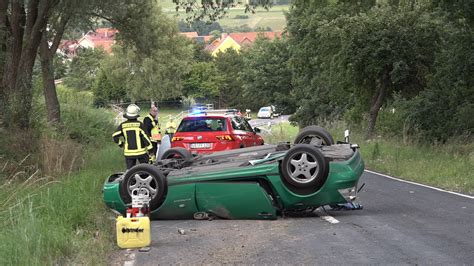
top-left (143, 114), bottom-right (160, 142)
top-left (112, 119), bottom-right (153, 158)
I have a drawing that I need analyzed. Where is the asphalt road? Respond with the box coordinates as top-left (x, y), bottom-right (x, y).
top-left (113, 171), bottom-right (473, 265)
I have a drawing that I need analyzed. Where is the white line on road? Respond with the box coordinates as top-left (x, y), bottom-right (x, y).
top-left (320, 215), bottom-right (340, 224)
top-left (365, 170), bottom-right (474, 199)
top-left (315, 208), bottom-right (340, 224)
top-left (123, 250), bottom-right (135, 266)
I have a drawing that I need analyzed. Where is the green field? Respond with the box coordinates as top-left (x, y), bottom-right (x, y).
top-left (158, 0), bottom-right (289, 31)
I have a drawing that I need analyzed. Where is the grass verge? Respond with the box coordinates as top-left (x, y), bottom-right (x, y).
top-left (0, 144), bottom-right (123, 265)
top-left (264, 122), bottom-right (474, 194)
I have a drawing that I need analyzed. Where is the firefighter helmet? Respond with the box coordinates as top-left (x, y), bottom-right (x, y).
top-left (124, 104), bottom-right (140, 119)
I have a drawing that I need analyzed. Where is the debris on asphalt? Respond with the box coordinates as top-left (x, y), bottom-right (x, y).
top-left (178, 229), bottom-right (185, 235)
top-left (139, 247), bottom-right (151, 252)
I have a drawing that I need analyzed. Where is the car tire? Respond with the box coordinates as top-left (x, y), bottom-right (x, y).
top-left (294, 126), bottom-right (334, 146)
top-left (120, 164), bottom-right (167, 211)
top-left (161, 147), bottom-right (192, 160)
top-left (281, 144), bottom-right (329, 190)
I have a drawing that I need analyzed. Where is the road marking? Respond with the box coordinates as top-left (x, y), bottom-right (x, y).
top-left (320, 215), bottom-right (340, 224)
top-left (365, 170), bottom-right (474, 199)
top-left (123, 251), bottom-right (135, 266)
top-left (315, 208), bottom-right (340, 224)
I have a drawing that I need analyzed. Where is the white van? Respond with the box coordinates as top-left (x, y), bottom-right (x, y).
top-left (257, 106), bottom-right (279, 119)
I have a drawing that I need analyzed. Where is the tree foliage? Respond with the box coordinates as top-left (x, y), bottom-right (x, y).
top-left (178, 20), bottom-right (223, 35)
top-left (214, 49), bottom-right (245, 108)
top-left (407, 22), bottom-right (473, 141)
top-left (172, 0), bottom-right (272, 21)
top-left (183, 61), bottom-right (224, 101)
top-left (240, 37), bottom-right (295, 113)
top-left (64, 48), bottom-right (105, 91)
top-left (286, 1), bottom-right (471, 141)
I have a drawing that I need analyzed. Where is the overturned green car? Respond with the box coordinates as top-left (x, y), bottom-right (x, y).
top-left (103, 126), bottom-right (364, 220)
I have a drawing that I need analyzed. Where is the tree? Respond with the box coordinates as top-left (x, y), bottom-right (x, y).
top-left (93, 67), bottom-right (127, 107)
top-left (39, 0), bottom-right (75, 123)
top-left (214, 49), bottom-right (245, 108)
top-left (183, 61), bottom-right (224, 102)
top-left (0, 0), bottom-right (59, 129)
top-left (96, 11), bottom-right (193, 103)
top-left (287, 2), bottom-right (446, 137)
top-left (178, 20), bottom-right (223, 35)
top-left (64, 48), bottom-right (105, 91)
top-left (240, 37), bottom-right (295, 113)
top-left (287, 1), bottom-right (358, 127)
top-left (408, 21), bottom-right (473, 141)
top-left (329, 7), bottom-right (443, 138)
top-left (0, 0), bottom-right (166, 128)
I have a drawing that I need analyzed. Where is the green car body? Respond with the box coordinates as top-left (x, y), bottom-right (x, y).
top-left (103, 144), bottom-right (364, 220)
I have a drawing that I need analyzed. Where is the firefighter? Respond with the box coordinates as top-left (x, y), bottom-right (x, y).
top-left (143, 103), bottom-right (161, 161)
top-left (165, 116), bottom-right (177, 139)
top-left (113, 104), bottom-right (153, 169)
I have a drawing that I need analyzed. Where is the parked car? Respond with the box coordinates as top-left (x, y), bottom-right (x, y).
top-left (170, 110), bottom-right (264, 154)
top-left (257, 105), bottom-right (279, 119)
top-left (103, 126), bottom-right (364, 220)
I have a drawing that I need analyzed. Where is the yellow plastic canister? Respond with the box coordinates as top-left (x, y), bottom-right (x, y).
top-left (116, 216), bottom-right (151, 249)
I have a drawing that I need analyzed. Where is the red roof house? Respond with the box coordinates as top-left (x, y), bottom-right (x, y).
top-left (77, 28), bottom-right (118, 53)
top-left (205, 31), bottom-right (283, 56)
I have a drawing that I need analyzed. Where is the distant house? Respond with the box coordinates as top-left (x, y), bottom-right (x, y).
top-left (58, 28), bottom-right (118, 58)
top-left (227, 32), bottom-right (282, 47)
top-left (179, 32), bottom-right (199, 38)
top-left (58, 39), bottom-right (79, 58)
top-left (206, 35), bottom-right (242, 56)
top-left (77, 28), bottom-right (118, 53)
top-left (200, 31), bottom-right (283, 56)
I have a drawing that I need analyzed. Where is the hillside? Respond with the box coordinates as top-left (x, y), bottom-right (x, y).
top-left (158, 0), bottom-right (289, 31)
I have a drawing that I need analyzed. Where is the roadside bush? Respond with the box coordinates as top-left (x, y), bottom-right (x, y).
top-left (57, 84), bottom-right (94, 106)
top-left (374, 95), bottom-right (419, 142)
top-left (61, 104), bottom-right (114, 144)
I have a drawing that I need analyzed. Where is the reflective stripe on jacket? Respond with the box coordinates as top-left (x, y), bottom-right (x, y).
top-left (112, 120), bottom-right (152, 157)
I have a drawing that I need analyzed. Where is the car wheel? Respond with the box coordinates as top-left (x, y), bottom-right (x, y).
top-left (294, 126), bottom-right (334, 146)
top-left (161, 147), bottom-right (192, 160)
top-left (281, 144), bottom-right (329, 189)
top-left (120, 164), bottom-right (167, 211)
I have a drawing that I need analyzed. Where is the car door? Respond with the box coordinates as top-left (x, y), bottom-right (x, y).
top-left (230, 116), bottom-right (251, 147)
top-left (241, 118), bottom-right (261, 146)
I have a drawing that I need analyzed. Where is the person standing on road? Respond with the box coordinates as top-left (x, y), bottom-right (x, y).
top-left (165, 116), bottom-right (177, 139)
top-left (143, 103), bottom-right (161, 161)
top-left (113, 104), bottom-right (153, 169)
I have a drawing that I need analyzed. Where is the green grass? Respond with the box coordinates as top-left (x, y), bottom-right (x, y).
top-left (261, 121), bottom-right (299, 144)
top-left (264, 122), bottom-right (474, 194)
top-left (135, 106), bottom-right (186, 125)
top-left (158, 0), bottom-right (288, 31)
top-left (360, 140), bottom-right (474, 194)
top-left (0, 145), bottom-right (123, 265)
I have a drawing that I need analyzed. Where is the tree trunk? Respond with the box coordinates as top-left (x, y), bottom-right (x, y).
top-left (366, 68), bottom-right (390, 139)
top-left (40, 34), bottom-right (60, 124)
top-left (1, 1), bottom-right (26, 127)
top-left (39, 12), bottom-right (70, 125)
top-left (10, 0), bottom-right (52, 129)
top-left (12, 48), bottom-right (38, 128)
top-left (0, 0), bottom-right (9, 127)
